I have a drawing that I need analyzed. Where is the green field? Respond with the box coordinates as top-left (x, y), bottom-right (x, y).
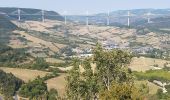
top-left (134, 70), bottom-right (170, 82)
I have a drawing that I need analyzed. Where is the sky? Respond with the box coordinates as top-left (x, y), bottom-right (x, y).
top-left (0, 0), bottom-right (170, 15)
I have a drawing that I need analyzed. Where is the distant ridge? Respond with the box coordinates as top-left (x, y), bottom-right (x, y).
top-left (68, 8), bottom-right (170, 27)
top-left (0, 7), bottom-right (64, 21)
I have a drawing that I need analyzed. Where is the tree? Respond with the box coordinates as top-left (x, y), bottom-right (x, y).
top-left (66, 44), bottom-right (144, 100)
top-left (82, 58), bottom-right (99, 100)
top-left (66, 58), bottom-right (99, 100)
top-left (48, 89), bottom-right (58, 100)
top-left (32, 58), bottom-right (49, 70)
top-left (99, 81), bottom-right (144, 100)
top-left (93, 44), bottom-right (132, 91)
top-left (19, 77), bottom-right (48, 99)
top-left (66, 58), bottom-right (82, 99)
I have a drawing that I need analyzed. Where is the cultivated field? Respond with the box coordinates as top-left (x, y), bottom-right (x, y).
top-left (58, 57), bottom-right (169, 72)
top-left (0, 67), bottom-right (67, 96)
top-left (0, 67), bottom-right (50, 82)
top-left (129, 57), bottom-right (170, 72)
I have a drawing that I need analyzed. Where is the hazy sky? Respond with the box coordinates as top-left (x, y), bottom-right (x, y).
top-left (0, 0), bottom-right (169, 15)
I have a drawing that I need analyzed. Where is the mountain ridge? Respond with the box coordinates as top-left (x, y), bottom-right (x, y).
top-left (0, 7), bottom-right (64, 21)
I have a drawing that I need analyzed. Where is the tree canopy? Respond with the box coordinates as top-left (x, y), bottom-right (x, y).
top-left (19, 77), bottom-right (48, 99)
top-left (66, 44), bottom-right (145, 100)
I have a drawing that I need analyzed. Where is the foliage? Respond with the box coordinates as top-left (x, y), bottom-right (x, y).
top-left (156, 89), bottom-right (170, 99)
top-left (47, 89), bottom-right (58, 100)
top-left (32, 57), bottom-right (49, 70)
top-left (156, 85), bottom-right (170, 99)
top-left (19, 77), bottom-right (48, 99)
top-left (0, 44), bottom-right (29, 67)
top-left (99, 81), bottom-right (144, 100)
top-left (41, 73), bottom-right (59, 81)
top-left (134, 70), bottom-right (170, 82)
top-left (50, 61), bottom-right (72, 68)
top-left (0, 70), bottom-right (23, 99)
top-left (66, 44), bottom-right (145, 99)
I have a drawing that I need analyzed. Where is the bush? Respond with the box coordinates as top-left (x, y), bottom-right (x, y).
top-left (32, 58), bottom-right (49, 70)
top-left (19, 77), bottom-right (48, 99)
top-left (48, 89), bottom-right (58, 100)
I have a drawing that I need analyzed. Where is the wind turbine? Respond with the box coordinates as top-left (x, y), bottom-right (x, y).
top-left (41, 10), bottom-right (45, 22)
top-left (63, 11), bottom-right (67, 25)
top-left (144, 12), bottom-right (155, 23)
top-left (143, 11), bottom-right (164, 24)
top-left (107, 10), bottom-right (110, 26)
top-left (124, 11), bottom-right (136, 27)
top-left (127, 11), bottom-right (130, 27)
top-left (86, 11), bottom-right (89, 26)
top-left (18, 8), bottom-right (21, 21)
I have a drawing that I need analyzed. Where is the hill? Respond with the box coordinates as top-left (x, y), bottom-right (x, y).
top-left (68, 9), bottom-right (170, 26)
top-left (132, 16), bottom-right (170, 33)
top-left (0, 7), bottom-right (64, 21)
top-left (0, 15), bottom-right (17, 30)
top-left (0, 15), bottom-right (17, 44)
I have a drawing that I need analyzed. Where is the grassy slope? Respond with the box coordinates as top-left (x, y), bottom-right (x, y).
top-left (134, 70), bottom-right (170, 82)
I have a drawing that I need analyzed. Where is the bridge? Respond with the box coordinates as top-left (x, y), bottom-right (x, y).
top-left (0, 8), bottom-right (169, 27)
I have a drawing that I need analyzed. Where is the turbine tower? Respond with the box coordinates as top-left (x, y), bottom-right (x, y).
top-left (146, 12), bottom-right (151, 23)
top-left (64, 11), bottom-right (67, 25)
top-left (127, 11), bottom-right (130, 27)
top-left (18, 8), bottom-right (21, 21)
top-left (86, 11), bottom-right (89, 26)
top-left (107, 11), bottom-right (110, 26)
top-left (144, 12), bottom-right (155, 23)
top-left (41, 10), bottom-right (45, 22)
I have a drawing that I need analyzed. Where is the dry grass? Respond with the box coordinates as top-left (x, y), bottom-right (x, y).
top-left (135, 80), bottom-right (161, 95)
top-left (46, 74), bottom-right (67, 96)
top-left (58, 57), bottom-right (169, 73)
top-left (12, 20), bottom-right (167, 50)
top-left (0, 67), bottom-right (50, 82)
top-left (58, 56), bottom-right (168, 73)
top-left (129, 57), bottom-right (170, 72)
top-left (13, 20), bottom-right (62, 32)
top-left (45, 58), bottom-right (65, 63)
top-left (0, 67), bottom-right (67, 96)
top-left (13, 30), bottom-right (63, 52)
